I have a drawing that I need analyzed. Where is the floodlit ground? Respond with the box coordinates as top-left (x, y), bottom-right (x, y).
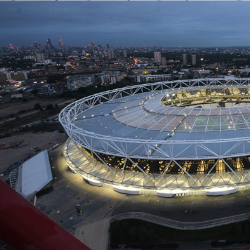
top-left (33, 145), bottom-right (250, 250)
top-left (0, 132), bottom-right (67, 173)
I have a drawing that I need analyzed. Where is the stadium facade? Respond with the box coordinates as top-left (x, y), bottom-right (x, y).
top-left (59, 78), bottom-right (250, 197)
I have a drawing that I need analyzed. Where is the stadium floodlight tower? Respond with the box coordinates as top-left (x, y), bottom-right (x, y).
top-left (59, 78), bottom-right (250, 197)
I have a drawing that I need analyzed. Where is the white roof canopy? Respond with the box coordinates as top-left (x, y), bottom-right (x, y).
top-left (17, 150), bottom-right (53, 197)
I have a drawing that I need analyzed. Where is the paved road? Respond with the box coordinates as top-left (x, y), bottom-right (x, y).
top-left (37, 145), bottom-right (123, 228)
top-left (35, 145), bottom-right (250, 249)
top-left (41, 145), bottom-right (250, 224)
top-left (74, 218), bottom-right (110, 250)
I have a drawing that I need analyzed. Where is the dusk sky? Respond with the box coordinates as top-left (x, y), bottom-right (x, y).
top-left (0, 2), bottom-right (250, 47)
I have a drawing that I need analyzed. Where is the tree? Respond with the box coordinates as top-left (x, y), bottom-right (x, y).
top-left (34, 103), bottom-right (43, 111)
top-left (31, 89), bottom-right (39, 96)
top-left (46, 104), bottom-right (54, 110)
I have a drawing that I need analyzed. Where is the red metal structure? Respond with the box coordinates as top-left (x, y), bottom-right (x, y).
top-left (0, 180), bottom-right (90, 250)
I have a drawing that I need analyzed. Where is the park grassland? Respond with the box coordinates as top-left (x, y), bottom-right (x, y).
top-left (110, 219), bottom-right (250, 246)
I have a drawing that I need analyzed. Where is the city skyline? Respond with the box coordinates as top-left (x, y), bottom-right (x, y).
top-left (1, 2), bottom-right (250, 47)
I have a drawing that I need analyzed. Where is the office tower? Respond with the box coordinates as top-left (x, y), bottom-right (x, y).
top-left (91, 41), bottom-right (96, 50)
top-left (183, 54), bottom-right (187, 66)
top-left (154, 52), bottom-right (161, 63)
top-left (46, 38), bottom-right (53, 49)
top-left (32, 42), bottom-right (38, 49)
top-left (123, 50), bottom-right (127, 58)
top-left (161, 57), bottom-right (167, 66)
top-left (35, 53), bottom-right (45, 63)
top-left (106, 44), bottom-right (110, 49)
top-left (59, 38), bottom-right (64, 47)
top-left (191, 55), bottom-right (196, 66)
top-left (107, 49), bottom-right (115, 59)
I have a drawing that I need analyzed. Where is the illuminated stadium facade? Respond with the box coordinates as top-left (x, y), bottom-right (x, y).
top-left (59, 78), bottom-right (250, 197)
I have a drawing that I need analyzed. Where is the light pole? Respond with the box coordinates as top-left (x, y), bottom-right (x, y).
top-left (247, 196), bottom-right (250, 206)
top-left (82, 231), bottom-right (86, 242)
top-left (132, 201), bottom-right (137, 211)
top-left (84, 192), bottom-right (89, 203)
top-left (163, 201), bottom-right (167, 212)
top-left (192, 201), bottom-right (196, 212)
top-left (107, 197), bottom-right (112, 208)
top-left (160, 201), bottom-right (166, 212)
top-left (56, 210), bottom-right (61, 223)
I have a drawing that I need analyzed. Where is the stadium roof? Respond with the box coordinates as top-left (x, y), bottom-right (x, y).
top-left (60, 79), bottom-right (250, 160)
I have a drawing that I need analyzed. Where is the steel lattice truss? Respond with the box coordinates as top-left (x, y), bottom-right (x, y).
top-left (59, 78), bottom-right (250, 191)
top-left (63, 139), bottom-right (250, 192)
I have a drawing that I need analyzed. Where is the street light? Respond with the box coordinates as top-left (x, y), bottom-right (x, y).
top-left (82, 231), bottom-right (86, 242)
top-left (132, 201), bottom-right (137, 211)
top-left (107, 197), bottom-right (112, 208)
top-left (56, 210), bottom-right (61, 222)
top-left (192, 201), bottom-right (196, 212)
top-left (84, 192), bottom-right (89, 203)
top-left (160, 201), bottom-right (166, 212)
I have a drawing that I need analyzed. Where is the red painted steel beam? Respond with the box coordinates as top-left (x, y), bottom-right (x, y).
top-left (0, 180), bottom-right (90, 250)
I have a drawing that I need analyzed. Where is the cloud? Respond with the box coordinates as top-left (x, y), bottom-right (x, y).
top-left (0, 2), bottom-right (249, 47)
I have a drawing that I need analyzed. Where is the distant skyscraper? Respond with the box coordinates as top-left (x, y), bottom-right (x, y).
top-left (123, 50), bottom-right (127, 58)
top-left (154, 52), bottom-right (161, 63)
top-left (91, 41), bottom-right (96, 50)
top-left (191, 55), bottom-right (196, 66)
top-left (32, 42), bottom-right (38, 49)
top-left (9, 43), bottom-right (14, 50)
top-left (59, 38), bottom-right (64, 47)
top-left (161, 57), bottom-right (167, 66)
top-left (35, 53), bottom-right (45, 63)
top-left (182, 54), bottom-right (187, 66)
top-left (107, 49), bottom-right (115, 59)
top-left (106, 44), bottom-right (110, 49)
top-left (46, 38), bottom-right (53, 49)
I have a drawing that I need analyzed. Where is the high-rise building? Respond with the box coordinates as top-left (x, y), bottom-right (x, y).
top-left (106, 44), bottom-right (110, 49)
top-left (123, 50), bottom-right (127, 58)
top-left (191, 55), bottom-right (196, 66)
top-left (154, 52), bottom-right (161, 63)
top-left (59, 38), bottom-right (64, 47)
top-left (107, 49), bottom-right (115, 59)
top-left (161, 57), bottom-right (167, 66)
top-left (182, 54), bottom-right (187, 66)
top-left (46, 38), bottom-right (53, 49)
top-left (91, 41), bottom-right (96, 50)
top-left (32, 42), bottom-right (38, 49)
top-left (35, 53), bottom-right (45, 63)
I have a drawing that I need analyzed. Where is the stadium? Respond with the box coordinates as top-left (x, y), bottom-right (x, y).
top-left (59, 78), bottom-right (250, 197)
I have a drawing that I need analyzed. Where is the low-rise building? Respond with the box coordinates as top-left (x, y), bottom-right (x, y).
top-left (136, 74), bottom-right (171, 83)
top-left (67, 75), bottom-right (94, 90)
